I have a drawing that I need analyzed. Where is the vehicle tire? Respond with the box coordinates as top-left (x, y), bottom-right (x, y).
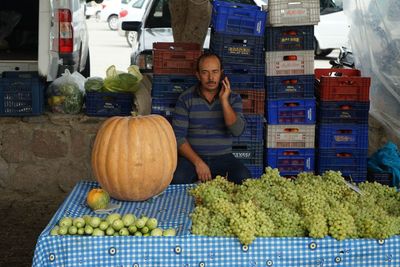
top-left (125, 31), bottom-right (137, 48)
top-left (314, 39), bottom-right (333, 57)
top-left (80, 52), bottom-right (91, 78)
top-left (107, 15), bottom-right (119, 31)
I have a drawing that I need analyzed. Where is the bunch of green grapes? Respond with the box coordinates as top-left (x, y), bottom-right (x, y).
top-left (189, 175), bottom-right (235, 207)
top-left (271, 206), bottom-right (305, 237)
top-left (305, 212), bottom-right (328, 238)
top-left (189, 168), bottom-right (400, 245)
top-left (326, 203), bottom-right (357, 240)
top-left (228, 200), bottom-right (258, 245)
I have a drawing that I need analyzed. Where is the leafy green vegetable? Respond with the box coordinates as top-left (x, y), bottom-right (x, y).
top-left (85, 77), bottom-right (104, 92)
top-left (103, 65), bottom-right (143, 93)
top-left (63, 93), bottom-right (83, 114)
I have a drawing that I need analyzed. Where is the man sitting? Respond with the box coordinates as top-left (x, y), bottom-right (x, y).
top-left (171, 52), bottom-right (251, 184)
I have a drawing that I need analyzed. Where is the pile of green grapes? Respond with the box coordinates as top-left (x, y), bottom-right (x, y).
top-left (50, 213), bottom-right (176, 237)
top-left (189, 168), bottom-right (400, 245)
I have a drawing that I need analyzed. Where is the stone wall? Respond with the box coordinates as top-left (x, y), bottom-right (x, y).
top-left (0, 113), bottom-right (107, 197)
top-left (0, 112), bottom-right (398, 196)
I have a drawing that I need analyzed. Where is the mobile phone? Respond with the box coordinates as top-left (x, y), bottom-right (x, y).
top-left (219, 73), bottom-right (226, 90)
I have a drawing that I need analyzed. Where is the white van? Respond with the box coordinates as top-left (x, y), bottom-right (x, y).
top-left (0, 0), bottom-right (95, 81)
top-left (315, 0), bottom-right (350, 56)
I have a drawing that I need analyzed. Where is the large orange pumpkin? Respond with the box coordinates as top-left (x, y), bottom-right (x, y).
top-left (91, 115), bottom-right (177, 201)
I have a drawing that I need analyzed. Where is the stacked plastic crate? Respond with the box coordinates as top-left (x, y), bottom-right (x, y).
top-left (0, 71), bottom-right (45, 116)
top-left (151, 42), bottom-right (202, 123)
top-left (315, 68), bottom-right (371, 183)
top-left (210, 0), bottom-right (267, 178)
top-left (263, 0), bottom-right (320, 177)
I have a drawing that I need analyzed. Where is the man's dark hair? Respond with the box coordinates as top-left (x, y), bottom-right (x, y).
top-left (196, 52), bottom-right (224, 71)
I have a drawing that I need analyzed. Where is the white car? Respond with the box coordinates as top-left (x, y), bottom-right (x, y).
top-left (0, 0), bottom-right (92, 80)
top-left (99, 0), bottom-right (129, 30)
top-left (117, 0), bottom-right (151, 47)
top-left (85, 1), bottom-right (103, 20)
top-left (315, 0), bottom-right (350, 56)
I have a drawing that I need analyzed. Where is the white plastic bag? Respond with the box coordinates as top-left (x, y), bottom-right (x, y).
top-left (47, 70), bottom-right (85, 114)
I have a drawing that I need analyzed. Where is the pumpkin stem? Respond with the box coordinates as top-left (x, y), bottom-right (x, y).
top-left (131, 111), bottom-right (139, 117)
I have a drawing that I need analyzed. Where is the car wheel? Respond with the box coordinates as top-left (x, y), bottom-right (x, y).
top-left (126, 31), bottom-right (137, 48)
top-left (108, 15), bottom-right (119, 31)
top-left (314, 39), bottom-right (333, 57)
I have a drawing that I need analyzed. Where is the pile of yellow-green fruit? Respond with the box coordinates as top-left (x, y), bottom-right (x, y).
top-left (50, 213), bottom-right (176, 237)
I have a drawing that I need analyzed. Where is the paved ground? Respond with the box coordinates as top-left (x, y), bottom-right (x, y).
top-left (0, 191), bottom-right (66, 267)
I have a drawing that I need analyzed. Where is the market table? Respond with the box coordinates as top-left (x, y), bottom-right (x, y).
top-left (33, 181), bottom-right (400, 267)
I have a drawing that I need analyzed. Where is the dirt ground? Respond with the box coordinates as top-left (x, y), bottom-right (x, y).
top-left (0, 190), bottom-right (66, 267)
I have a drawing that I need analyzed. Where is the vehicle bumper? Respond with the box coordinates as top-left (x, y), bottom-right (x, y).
top-left (58, 52), bottom-right (80, 75)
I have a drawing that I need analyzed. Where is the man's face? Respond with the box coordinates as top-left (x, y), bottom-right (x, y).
top-left (196, 56), bottom-right (223, 93)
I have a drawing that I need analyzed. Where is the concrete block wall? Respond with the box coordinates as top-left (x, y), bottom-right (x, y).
top-left (0, 113), bottom-right (107, 197)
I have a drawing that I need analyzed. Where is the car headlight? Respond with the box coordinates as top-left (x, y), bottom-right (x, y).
top-left (135, 53), bottom-right (153, 73)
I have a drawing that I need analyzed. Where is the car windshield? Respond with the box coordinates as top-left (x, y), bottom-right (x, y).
top-left (131, 0), bottom-right (145, 8)
top-left (320, 0), bottom-right (343, 15)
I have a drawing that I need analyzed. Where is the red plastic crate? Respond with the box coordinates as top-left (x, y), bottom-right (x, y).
top-left (315, 68), bottom-right (371, 102)
top-left (233, 89), bottom-right (265, 114)
top-left (153, 42), bottom-right (203, 75)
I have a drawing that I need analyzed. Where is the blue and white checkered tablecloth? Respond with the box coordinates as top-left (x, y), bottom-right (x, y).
top-left (33, 181), bottom-right (400, 267)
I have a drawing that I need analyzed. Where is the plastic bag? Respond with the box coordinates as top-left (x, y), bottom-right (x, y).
top-left (345, 0), bottom-right (400, 145)
top-left (47, 70), bottom-right (84, 114)
top-left (85, 77), bottom-right (104, 92)
top-left (0, 10), bottom-right (22, 50)
top-left (103, 65), bottom-right (143, 93)
top-left (368, 141), bottom-right (400, 188)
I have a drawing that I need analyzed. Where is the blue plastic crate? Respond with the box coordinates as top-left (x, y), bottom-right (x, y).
top-left (265, 75), bottom-right (315, 99)
top-left (317, 123), bottom-right (368, 149)
top-left (212, 0), bottom-right (267, 36)
top-left (245, 164), bottom-right (264, 178)
top-left (0, 71), bottom-right (44, 116)
top-left (265, 25), bottom-right (314, 51)
top-left (152, 75), bottom-right (198, 98)
top-left (266, 98), bottom-right (316, 124)
top-left (233, 114), bottom-right (265, 143)
top-left (265, 148), bottom-right (315, 177)
top-left (210, 31), bottom-right (264, 65)
top-left (151, 98), bottom-right (177, 122)
top-left (85, 92), bottom-right (133, 117)
top-left (317, 148), bottom-right (368, 183)
top-left (317, 101), bottom-right (370, 124)
top-left (232, 141), bottom-right (263, 165)
top-left (224, 64), bottom-right (265, 90)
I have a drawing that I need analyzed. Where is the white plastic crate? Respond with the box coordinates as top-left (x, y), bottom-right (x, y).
top-left (267, 0), bottom-right (320, 26)
top-left (266, 124), bottom-right (315, 148)
top-left (265, 50), bottom-right (314, 76)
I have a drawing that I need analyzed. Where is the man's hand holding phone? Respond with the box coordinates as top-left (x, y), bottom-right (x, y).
top-left (219, 74), bottom-right (231, 103)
